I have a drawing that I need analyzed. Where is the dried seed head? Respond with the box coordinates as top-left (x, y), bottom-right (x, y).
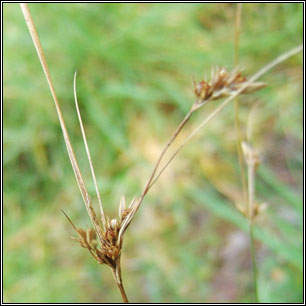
top-left (193, 67), bottom-right (265, 108)
top-left (64, 195), bottom-right (140, 269)
top-left (69, 227), bottom-right (98, 250)
top-left (105, 228), bottom-right (116, 244)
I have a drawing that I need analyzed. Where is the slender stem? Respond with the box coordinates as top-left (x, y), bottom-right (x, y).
top-left (122, 108), bottom-right (196, 231)
top-left (249, 220), bottom-right (259, 303)
top-left (243, 140), bottom-right (259, 302)
top-left (141, 110), bottom-right (193, 197)
top-left (116, 278), bottom-right (129, 303)
top-left (247, 163), bottom-right (255, 219)
top-left (19, 3), bottom-right (103, 241)
top-left (246, 161), bottom-right (258, 302)
top-left (126, 109), bottom-right (195, 226)
top-left (234, 3), bottom-right (242, 66)
top-left (111, 260), bottom-right (129, 303)
top-left (234, 100), bottom-right (248, 202)
top-left (73, 72), bottom-right (106, 231)
top-left (149, 45), bottom-right (303, 185)
top-left (234, 3), bottom-right (248, 204)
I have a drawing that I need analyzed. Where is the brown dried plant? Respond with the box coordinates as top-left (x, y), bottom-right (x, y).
top-left (20, 3), bottom-right (302, 303)
top-left (192, 67), bottom-right (265, 110)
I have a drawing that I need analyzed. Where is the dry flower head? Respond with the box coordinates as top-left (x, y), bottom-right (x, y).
top-left (192, 67), bottom-right (265, 110)
top-left (63, 196), bottom-right (140, 269)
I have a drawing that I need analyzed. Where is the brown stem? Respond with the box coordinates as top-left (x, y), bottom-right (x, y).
top-left (141, 109), bottom-right (193, 197)
top-left (134, 41), bottom-right (302, 213)
top-left (19, 3), bottom-right (104, 242)
top-left (126, 108), bottom-right (195, 226)
top-left (112, 260), bottom-right (129, 303)
top-left (234, 3), bottom-right (242, 66)
top-left (116, 279), bottom-right (129, 303)
top-left (148, 45), bottom-right (303, 188)
top-left (233, 3), bottom-right (248, 204)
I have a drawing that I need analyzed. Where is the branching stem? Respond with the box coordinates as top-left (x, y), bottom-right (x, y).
top-left (147, 45), bottom-right (303, 186)
top-left (141, 109), bottom-right (194, 197)
top-left (20, 3), bottom-right (302, 303)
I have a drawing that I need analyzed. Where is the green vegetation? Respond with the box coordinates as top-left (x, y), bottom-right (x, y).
top-left (3, 3), bottom-right (303, 303)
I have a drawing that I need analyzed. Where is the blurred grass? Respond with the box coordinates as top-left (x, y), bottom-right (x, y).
top-left (3, 3), bottom-right (303, 303)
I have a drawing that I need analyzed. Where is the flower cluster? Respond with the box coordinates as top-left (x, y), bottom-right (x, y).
top-left (64, 196), bottom-right (140, 269)
top-left (193, 67), bottom-right (265, 107)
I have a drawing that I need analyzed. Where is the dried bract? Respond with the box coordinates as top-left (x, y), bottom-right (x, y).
top-left (241, 141), bottom-right (261, 169)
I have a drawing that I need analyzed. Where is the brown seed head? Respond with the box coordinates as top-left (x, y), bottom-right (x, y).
top-left (64, 196), bottom-right (139, 269)
top-left (193, 67), bottom-right (265, 107)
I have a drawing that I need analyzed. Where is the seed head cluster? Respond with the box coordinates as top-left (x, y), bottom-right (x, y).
top-left (63, 196), bottom-right (140, 269)
top-left (193, 67), bottom-right (265, 108)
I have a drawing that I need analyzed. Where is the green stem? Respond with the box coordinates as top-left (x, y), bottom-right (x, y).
top-left (249, 221), bottom-right (259, 303)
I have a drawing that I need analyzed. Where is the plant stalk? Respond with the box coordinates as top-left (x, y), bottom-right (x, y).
top-left (19, 3), bottom-right (104, 241)
top-left (234, 3), bottom-right (242, 66)
top-left (148, 45), bottom-right (303, 185)
top-left (112, 259), bottom-right (129, 303)
top-left (142, 109), bottom-right (194, 196)
top-left (233, 3), bottom-right (248, 204)
top-left (249, 220), bottom-right (259, 303)
top-left (245, 143), bottom-right (258, 303)
top-left (20, 4), bottom-right (302, 302)
top-left (127, 109), bottom-right (194, 222)
top-left (20, 3), bottom-right (127, 302)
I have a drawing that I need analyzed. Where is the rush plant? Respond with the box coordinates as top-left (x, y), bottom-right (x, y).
top-left (20, 3), bottom-right (302, 303)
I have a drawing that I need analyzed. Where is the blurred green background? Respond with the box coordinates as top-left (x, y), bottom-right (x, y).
top-left (3, 3), bottom-right (303, 303)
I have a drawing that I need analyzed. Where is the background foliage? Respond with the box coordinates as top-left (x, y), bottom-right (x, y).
top-left (3, 3), bottom-right (303, 303)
